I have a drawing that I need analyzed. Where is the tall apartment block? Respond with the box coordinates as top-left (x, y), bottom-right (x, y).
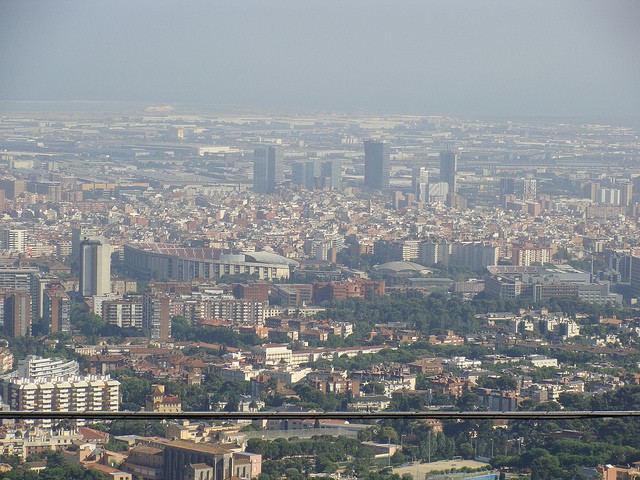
top-left (522, 178), bottom-right (537, 201)
top-left (4, 292), bottom-right (31, 337)
top-left (412, 167), bottom-right (429, 201)
top-left (364, 140), bottom-right (390, 190)
top-left (18, 356), bottom-right (79, 378)
top-left (253, 146), bottom-right (283, 194)
top-left (79, 238), bottom-right (111, 297)
top-left (1, 229), bottom-right (26, 253)
top-left (71, 224), bottom-right (102, 264)
top-left (2, 356), bottom-right (108, 428)
top-left (102, 297), bottom-right (143, 329)
top-left (630, 255), bottom-right (640, 299)
top-left (43, 286), bottom-right (71, 333)
top-left (143, 291), bottom-right (171, 340)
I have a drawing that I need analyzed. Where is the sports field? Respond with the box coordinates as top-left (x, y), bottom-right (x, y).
top-left (393, 459), bottom-right (491, 479)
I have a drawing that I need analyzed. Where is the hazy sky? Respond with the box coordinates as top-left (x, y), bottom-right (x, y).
top-left (1, 0), bottom-right (639, 116)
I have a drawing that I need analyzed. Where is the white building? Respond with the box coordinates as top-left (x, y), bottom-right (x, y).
top-left (2, 375), bottom-right (119, 412)
top-left (102, 298), bottom-right (143, 329)
top-left (252, 344), bottom-right (292, 365)
top-left (1, 229), bottom-right (26, 253)
top-left (527, 355), bottom-right (558, 368)
top-left (17, 356), bottom-right (79, 379)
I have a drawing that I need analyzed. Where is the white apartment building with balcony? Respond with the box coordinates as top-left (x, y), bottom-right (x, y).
top-left (17, 355), bottom-right (79, 379)
top-left (0, 357), bottom-right (119, 428)
top-left (1, 374), bottom-right (119, 415)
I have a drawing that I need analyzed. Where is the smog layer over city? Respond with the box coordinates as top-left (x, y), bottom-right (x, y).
top-left (0, 1), bottom-right (639, 480)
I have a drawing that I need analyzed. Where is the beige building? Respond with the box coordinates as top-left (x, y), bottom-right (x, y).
top-left (124, 243), bottom-right (294, 282)
top-left (0, 374), bottom-right (120, 424)
top-left (145, 384), bottom-right (182, 413)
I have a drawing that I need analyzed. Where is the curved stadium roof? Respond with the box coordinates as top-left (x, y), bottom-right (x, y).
top-left (243, 251), bottom-right (300, 268)
top-left (373, 261), bottom-right (431, 276)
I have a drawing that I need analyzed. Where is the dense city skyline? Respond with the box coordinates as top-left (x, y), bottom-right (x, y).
top-left (0, 96), bottom-right (637, 480)
top-left (1, 1), bottom-right (640, 478)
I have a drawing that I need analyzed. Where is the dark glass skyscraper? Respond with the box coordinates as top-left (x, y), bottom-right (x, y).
top-left (364, 140), bottom-right (390, 190)
top-left (253, 146), bottom-right (283, 193)
top-left (439, 150), bottom-right (458, 194)
top-left (291, 161), bottom-right (318, 190)
top-left (320, 159), bottom-right (341, 190)
top-left (292, 159), bottom-right (342, 190)
top-left (499, 177), bottom-right (516, 197)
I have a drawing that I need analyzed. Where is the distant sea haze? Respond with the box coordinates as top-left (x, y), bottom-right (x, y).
top-left (0, 1), bottom-right (639, 116)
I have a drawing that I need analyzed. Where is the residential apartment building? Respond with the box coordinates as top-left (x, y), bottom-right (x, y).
top-left (143, 291), bottom-right (171, 340)
top-left (102, 297), bottom-right (143, 329)
top-left (420, 241), bottom-right (498, 271)
top-left (18, 356), bottom-right (79, 379)
top-left (312, 278), bottom-right (385, 304)
top-left (0, 374), bottom-right (119, 415)
top-left (4, 292), bottom-right (31, 337)
top-left (79, 238), bottom-right (111, 297)
top-left (1, 228), bottom-right (26, 253)
top-left (42, 286), bottom-right (71, 333)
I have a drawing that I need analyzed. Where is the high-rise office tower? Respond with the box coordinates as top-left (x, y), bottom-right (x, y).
top-left (320, 159), bottom-right (342, 190)
top-left (71, 224), bottom-right (101, 265)
top-left (364, 141), bottom-right (390, 190)
top-left (253, 146), bottom-right (283, 194)
top-left (79, 239), bottom-right (111, 297)
top-left (291, 161), bottom-right (318, 190)
top-left (499, 178), bottom-right (516, 197)
top-left (631, 255), bottom-right (640, 299)
top-left (619, 181), bottom-right (633, 207)
top-left (4, 292), bottom-right (31, 337)
top-left (439, 150), bottom-right (457, 194)
top-left (292, 160), bottom-right (342, 190)
top-left (0, 179), bottom-right (26, 199)
top-left (412, 167), bottom-right (429, 201)
top-left (521, 179), bottom-right (537, 201)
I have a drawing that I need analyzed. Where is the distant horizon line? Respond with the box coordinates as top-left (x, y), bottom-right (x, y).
top-left (0, 100), bottom-right (639, 123)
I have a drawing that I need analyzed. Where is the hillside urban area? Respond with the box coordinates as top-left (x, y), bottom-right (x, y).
top-left (0, 108), bottom-right (638, 480)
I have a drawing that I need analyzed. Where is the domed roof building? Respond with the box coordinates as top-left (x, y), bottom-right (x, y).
top-left (373, 261), bottom-right (431, 277)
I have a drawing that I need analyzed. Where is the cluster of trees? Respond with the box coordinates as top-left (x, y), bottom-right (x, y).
top-left (171, 316), bottom-right (260, 348)
top-left (111, 369), bottom-right (250, 412)
top-left (319, 290), bottom-right (633, 345)
top-left (4, 335), bottom-right (73, 363)
top-left (94, 419), bottom-right (164, 438)
top-left (319, 292), bottom-right (480, 339)
top-left (350, 386), bottom-right (640, 478)
top-left (485, 385), bottom-right (640, 478)
top-left (248, 436), bottom-right (374, 479)
top-left (249, 436), bottom-right (414, 480)
top-left (292, 383), bottom-right (351, 411)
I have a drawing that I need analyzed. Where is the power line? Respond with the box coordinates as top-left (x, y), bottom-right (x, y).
top-left (1, 410), bottom-right (639, 421)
